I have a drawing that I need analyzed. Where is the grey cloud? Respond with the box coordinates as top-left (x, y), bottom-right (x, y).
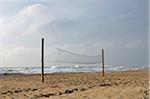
top-left (0, 0), bottom-right (148, 67)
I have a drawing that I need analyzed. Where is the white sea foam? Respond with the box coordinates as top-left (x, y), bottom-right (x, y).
top-left (0, 65), bottom-right (147, 74)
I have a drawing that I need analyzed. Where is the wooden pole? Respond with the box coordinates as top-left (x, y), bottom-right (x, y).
top-left (102, 49), bottom-right (104, 76)
top-left (41, 38), bottom-right (44, 82)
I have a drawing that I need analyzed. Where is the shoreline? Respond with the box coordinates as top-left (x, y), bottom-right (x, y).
top-left (0, 68), bottom-right (148, 75)
top-left (0, 66), bottom-right (148, 75)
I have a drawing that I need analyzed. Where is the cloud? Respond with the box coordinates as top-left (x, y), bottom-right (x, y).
top-left (0, 46), bottom-right (40, 66)
top-left (2, 4), bottom-right (49, 37)
top-left (0, 0), bottom-right (148, 67)
top-left (1, 2), bottom-right (85, 38)
top-left (18, 4), bottom-right (46, 17)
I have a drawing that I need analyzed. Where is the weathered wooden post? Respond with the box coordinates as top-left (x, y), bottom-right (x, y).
top-left (41, 38), bottom-right (44, 82)
top-left (102, 49), bottom-right (104, 76)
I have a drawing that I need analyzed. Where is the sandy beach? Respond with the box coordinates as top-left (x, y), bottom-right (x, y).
top-left (0, 70), bottom-right (149, 99)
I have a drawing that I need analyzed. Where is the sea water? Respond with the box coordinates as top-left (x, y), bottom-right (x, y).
top-left (0, 65), bottom-right (145, 74)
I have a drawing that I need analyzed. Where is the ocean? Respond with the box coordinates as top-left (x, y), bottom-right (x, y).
top-left (0, 65), bottom-right (145, 75)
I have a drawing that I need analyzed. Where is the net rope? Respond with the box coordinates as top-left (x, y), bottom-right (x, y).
top-left (55, 48), bottom-right (102, 64)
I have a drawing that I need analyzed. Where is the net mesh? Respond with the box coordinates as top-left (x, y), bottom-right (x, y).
top-left (55, 48), bottom-right (101, 64)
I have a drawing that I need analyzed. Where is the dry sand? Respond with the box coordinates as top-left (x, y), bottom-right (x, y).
top-left (0, 70), bottom-right (149, 99)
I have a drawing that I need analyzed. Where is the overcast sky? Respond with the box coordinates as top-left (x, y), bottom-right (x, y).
top-left (0, 0), bottom-right (148, 67)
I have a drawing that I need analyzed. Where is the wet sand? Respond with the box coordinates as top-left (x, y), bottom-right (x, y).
top-left (0, 70), bottom-right (149, 99)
